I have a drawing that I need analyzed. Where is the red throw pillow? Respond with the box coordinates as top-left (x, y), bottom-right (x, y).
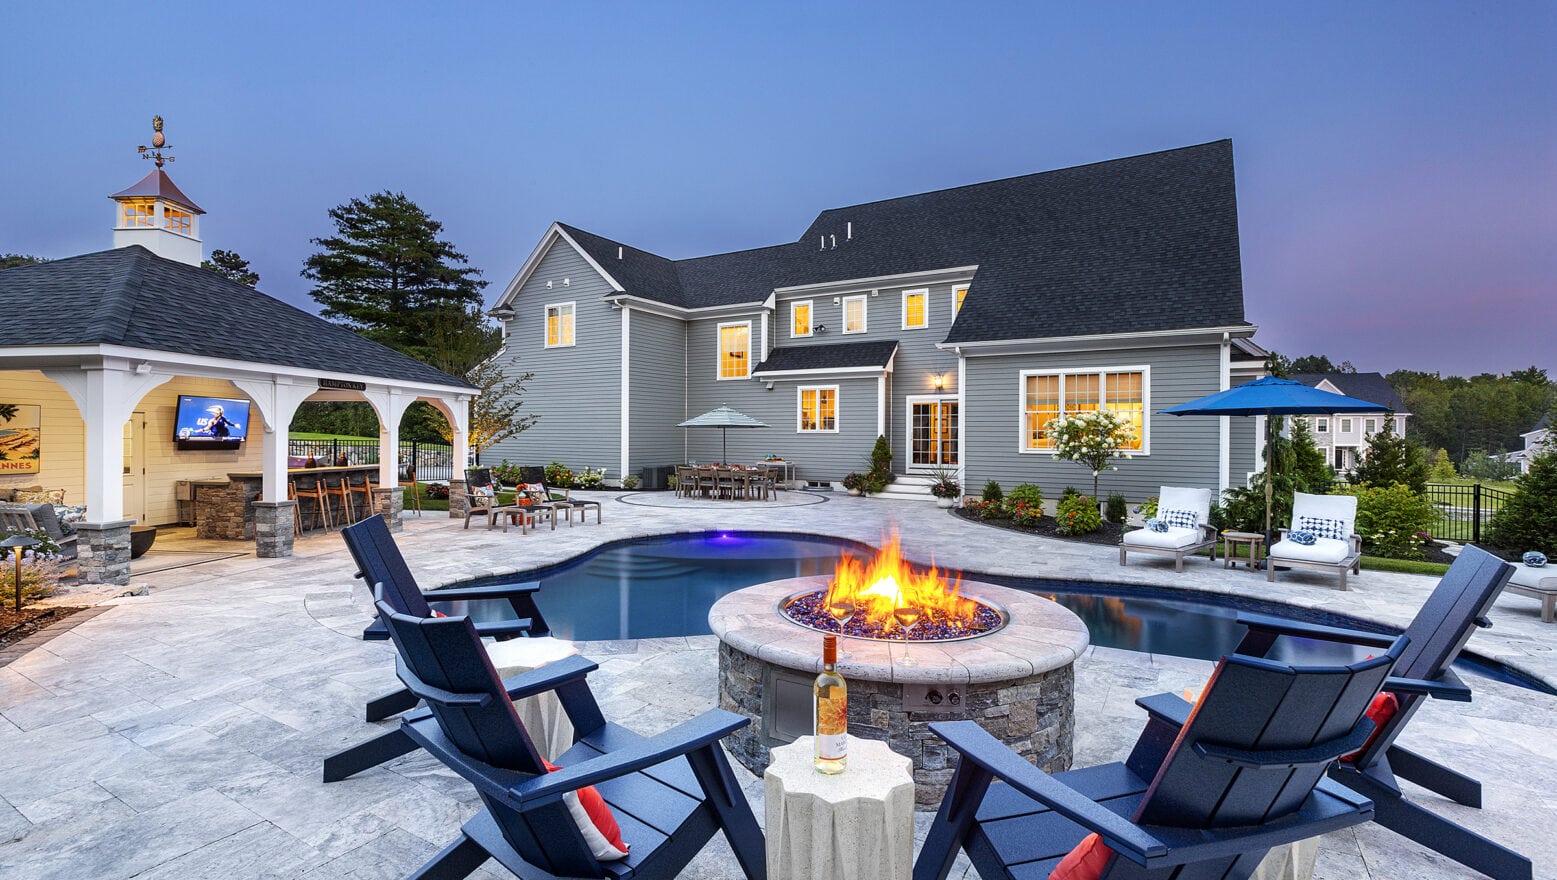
top-left (542, 758), bottom-right (630, 861)
top-left (1050, 832), bottom-right (1112, 880)
top-left (1343, 692), bottom-right (1399, 763)
top-left (430, 610), bottom-right (447, 618)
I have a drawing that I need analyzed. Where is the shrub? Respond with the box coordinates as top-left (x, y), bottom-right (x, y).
top-left (1428, 448), bottom-right (1458, 483)
top-left (492, 460), bottom-right (525, 485)
top-left (1006, 499), bottom-right (1043, 525)
top-left (575, 467), bottom-right (606, 489)
top-left (1136, 495), bottom-right (1160, 520)
top-left (0, 527), bottom-right (62, 558)
top-left (1461, 448), bottom-right (1520, 482)
top-left (1341, 482), bottom-right (1438, 560)
top-left (1046, 409), bottom-right (1136, 497)
top-left (1006, 483), bottom-right (1043, 509)
top-left (0, 552), bottom-right (64, 608)
top-left (1348, 416), bottom-right (1429, 494)
top-left (962, 499), bottom-right (1000, 520)
top-left (868, 434), bottom-right (893, 482)
top-left (981, 480), bottom-right (1004, 503)
top-left (1060, 486), bottom-right (1080, 502)
top-left (1487, 436), bottom-right (1557, 556)
top-left (544, 461), bottom-right (576, 488)
top-left (1105, 492), bottom-right (1128, 524)
top-left (842, 472), bottom-right (866, 492)
top-left (1055, 493), bottom-right (1102, 536)
top-left (424, 483), bottom-right (450, 500)
top-left (621, 474), bottom-right (640, 490)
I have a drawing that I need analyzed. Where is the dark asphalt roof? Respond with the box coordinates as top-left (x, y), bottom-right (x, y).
top-left (108, 168), bottom-right (206, 214)
top-left (1291, 373), bottom-right (1406, 412)
top-left (753, 341), bottom-right (899, 375)
top-left (554, 141), bottom-right (1247, 342)
top-left (0, 246), bottom-right (473, 389)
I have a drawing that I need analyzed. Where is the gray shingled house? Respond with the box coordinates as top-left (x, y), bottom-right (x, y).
top-left (485, 141), bottom-right (1264, 500)
top-left (1290, 373), bottom-right (1410, 472)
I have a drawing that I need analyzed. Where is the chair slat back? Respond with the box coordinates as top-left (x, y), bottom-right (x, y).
top-left (466, 467), bottom-right (494, 489)
top-left (1135, 638), bottom-right (1404, 829)
top-left (342, 515), bottom-right (432, 618)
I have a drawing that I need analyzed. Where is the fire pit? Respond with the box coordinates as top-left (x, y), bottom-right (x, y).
top-left (710, 538), bottom-right (1089, 808)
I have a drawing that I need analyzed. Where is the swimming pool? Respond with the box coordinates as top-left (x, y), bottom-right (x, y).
top-left (443, 531), bottom-right (1545, 691)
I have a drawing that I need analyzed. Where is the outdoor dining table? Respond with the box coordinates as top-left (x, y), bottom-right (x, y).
top-left (679, 465), bottom-right (775, 501)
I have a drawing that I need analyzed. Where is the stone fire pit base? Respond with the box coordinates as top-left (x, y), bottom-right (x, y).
top-left (710, 576), bottom-right (1090, 808)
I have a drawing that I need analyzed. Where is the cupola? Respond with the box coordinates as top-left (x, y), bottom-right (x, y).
top-left (108, 116), bottom-right (205, 265)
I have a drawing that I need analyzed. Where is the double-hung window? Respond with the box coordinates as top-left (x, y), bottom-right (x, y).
top-left (717, 321), bottom-right (751, 380)
top-left (1365, 418), bottom-right (1378, 435)
top-left (1340, 418), bottom-right (1353, 434)
top-left (797, 386), bottom-right (838, 432)
top-left (954, 283), bottom-right (969, 315)
top-left (1020, 368), bottom-right (1147, 452)
top-left (791, 300), bottom-right (812, 338)
top-left (1316, 417), bottom-right (1329, 433)
top-left (545, 302), bottom-right (575, 347)
top-left (901, 288), bottom-right (929, 329)
top-left (842, 294), bottom-right (867, 334)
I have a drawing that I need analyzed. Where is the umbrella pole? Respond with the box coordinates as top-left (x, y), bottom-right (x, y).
top-left (1264, 413), bottom-right (1275, 557)
top-left (721, 427), bottom-right (728, 466)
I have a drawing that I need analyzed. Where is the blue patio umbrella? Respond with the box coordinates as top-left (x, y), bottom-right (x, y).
top-left (677, 405), bottom-right (770, 465)
top-left (1160, 376), bottom-right (1387, 543)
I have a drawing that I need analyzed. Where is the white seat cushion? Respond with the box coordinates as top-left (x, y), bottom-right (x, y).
top-left (484, 636), bottom-right (579, 677)
top-left (1123, 526), bottom-right (1202, 550)
top-left (1270, 537), bottom-right (1351, 565)
top-left (1509, 564), bottom-right (1557, 591)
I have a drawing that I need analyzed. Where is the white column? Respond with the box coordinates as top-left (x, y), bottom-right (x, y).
top-left (1218, 336), bottom-right (1231, 493)
top-left (45, 363), bottom-right (171, 523)
top-left (620, 306), bottom-right (631, 482)
top-left (447, 396), bottom-right (471, 481)
top-left (362, 389), bottom-right (417, 489)
top-left (233, 378), bottom-right (317, 503)
top-left (957, 351), bottom-right (967, 484)
top-left (877, 375), bottom-right (887, 438)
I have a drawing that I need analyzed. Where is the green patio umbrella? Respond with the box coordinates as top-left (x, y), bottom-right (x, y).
top-left (677, 405), bottom-right (770, 465)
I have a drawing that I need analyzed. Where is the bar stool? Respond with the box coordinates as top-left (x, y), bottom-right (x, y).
top-left (294, 476), bottom-right (332, 532)
top-left (286, 484), bottom-right (303, 536)
top-left (326, 473), bottom-right (356, 525)
top-left (403, 466), bottom-right (423, 517)
top-left (351, 472), bottom-right (378, 521)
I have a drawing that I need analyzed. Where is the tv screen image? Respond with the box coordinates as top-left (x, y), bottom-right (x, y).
top-left (174, 395), bottom-right (251, 443)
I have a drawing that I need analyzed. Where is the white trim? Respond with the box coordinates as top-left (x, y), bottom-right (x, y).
top-left (790, 300), bottom-right (814, 338)
top-left (760, 311), bottom-right (769, 361)
top-left (773, 265), bottom-right (979, 297)
top-left (1016, 365), bottom-right (1152, 456)
top-left (905, 394), bottom-right (960, 472)
top-left (620, 306), bottom-right (631, 482)
top-left (544, 301), bottom-right (576, 348)
top-left (1218, 335), bottom-right (1230, 493)
top-left (751, 363), bottom-right (892, 380)
top-left (941, 324), bottom-right (1258, 356)
top-left (877, 376), bottom-right (886, 438)
top-left (901, 288), bottom-right (930, 330)
top-left (953, 283), bottom-right (970, 317)
top-left (796, 384), bottom-right (840, 433)
top-left (495, 223), bottom-right (625, 309)
top-left (841, 294), bottom-right (868, 335)
top-left (957, 353), bottom-right (967, 483)
top-left (716, 320), bottom-right (753, 381)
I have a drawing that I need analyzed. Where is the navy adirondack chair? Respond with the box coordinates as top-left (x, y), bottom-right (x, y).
top-left (914, 633), bottom-right (1408, 880)
top-left (1231, 544), bottom-right (1531, 880)
top-left (323, 515), bottom-right (554, 783)
top-left (374, 596), bottom-right (766, 880)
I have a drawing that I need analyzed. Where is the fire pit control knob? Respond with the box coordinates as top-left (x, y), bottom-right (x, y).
top-left (948, 691), bottom-right (962, 706)
top-left (926, 689), bottom-right (943, 705)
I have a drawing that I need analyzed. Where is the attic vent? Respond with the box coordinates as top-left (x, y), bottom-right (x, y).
top-left (819, 235), bottom-right (825, 251)
top-left (847, 221), bottom-right (852, 240)
top-left (618, 246), bottom-right (623, 259)
top-left (830, 234), bottom-right (836, 249)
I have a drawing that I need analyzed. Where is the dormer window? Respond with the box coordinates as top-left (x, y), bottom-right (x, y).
top-left (164, 206), bottom-right (192, 236)
top-left (121, 199), bottom-right (156, 228)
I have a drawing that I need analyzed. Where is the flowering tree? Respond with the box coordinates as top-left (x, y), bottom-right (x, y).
top-left (1047, 409), bottom-right (1137, 498)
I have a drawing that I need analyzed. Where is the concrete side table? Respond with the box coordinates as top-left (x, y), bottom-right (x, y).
top-left (487, 636), bottom-right (578, 761)
top-left (764, 735), bottom-right (915, 880)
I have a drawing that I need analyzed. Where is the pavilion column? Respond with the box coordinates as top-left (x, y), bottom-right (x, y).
top-left (233, 378), bottom-right (315, 557)
top-left (364, 388), bottom-right (415, 532)
top-left (430, 396), bottom-right (471, 520)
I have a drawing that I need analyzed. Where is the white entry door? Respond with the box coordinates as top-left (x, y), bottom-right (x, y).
top-left (123, 412), bottom-right (146, 524)
top-left (907, 397), bottom-right (958, 471)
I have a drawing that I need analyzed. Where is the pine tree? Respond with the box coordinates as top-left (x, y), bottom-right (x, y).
top-left (1429, 448), bottom-right (1458, 482)
top-left (1349, 414), bottom-right (1429, 493)
top-left (201, 249), bottom-right (260, 287)
top-left (1488, 436), bottom-right (1557, 556)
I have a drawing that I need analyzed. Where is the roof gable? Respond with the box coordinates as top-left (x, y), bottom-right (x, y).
top-left (494, 223), bottom-right (625, 309)
top-left (1290, 372), bottom-right (1406, 413)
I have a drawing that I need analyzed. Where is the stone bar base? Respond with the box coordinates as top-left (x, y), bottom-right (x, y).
top-left (448, 479), bottom-right (468, 520)
top-left (196, 480), bottom-right (260, 540)
top-left (373, 486), bottom-right (404, 532)
top-left (75, 519), bottom-right (135, 586)
top-left (252, 501), bottom-right (297, 558)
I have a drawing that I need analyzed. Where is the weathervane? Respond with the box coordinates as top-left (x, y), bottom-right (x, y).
top-left (137, 115), bottom-right (174, 168)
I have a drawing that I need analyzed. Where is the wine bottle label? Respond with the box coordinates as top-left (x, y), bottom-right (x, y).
top-left (816, 732), bottom-right (847, 760)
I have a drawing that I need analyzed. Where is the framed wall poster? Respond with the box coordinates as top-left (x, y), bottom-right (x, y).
top-left (0, 404), bottom-right (42, 474)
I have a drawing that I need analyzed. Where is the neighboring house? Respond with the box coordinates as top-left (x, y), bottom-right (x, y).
top-left (484, 140), bottom-right (1259, 501)
top-left (1290, 373), bottom-right (1408, 472)
top-left (1511, 412), bottom-right (1552, 475)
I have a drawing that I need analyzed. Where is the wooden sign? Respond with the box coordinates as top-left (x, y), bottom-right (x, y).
top-left (0, 403), bottom-right (41, 474)
top-left (318, 378), bottom-right (367, 392)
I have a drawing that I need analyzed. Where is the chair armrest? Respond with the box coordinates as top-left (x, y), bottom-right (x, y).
top-left (497, 653), bottom-right (600, 701)
top-left (508, 709), bottom-right (748, 807)
top-left (1193, 716), bottom-right (1374, 769)
top-left (470, 619), bottom-right (535, 639)
top-left (1234, 612), bottom-right (1397, 649)
top-left (1135, 692), bottom-right (1193, 728)
top-left (427, 581), bottom-right (541, 603)
top-left (395, 657), bottom-right (494, 709)
top-left (1386, 667), bottom-right (1472, 702)
top-left (930, 721), bottom-right (1168, 865)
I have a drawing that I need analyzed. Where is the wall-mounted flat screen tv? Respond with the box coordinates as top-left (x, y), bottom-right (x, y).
top-left (174, 395), bottom-right (251, 449)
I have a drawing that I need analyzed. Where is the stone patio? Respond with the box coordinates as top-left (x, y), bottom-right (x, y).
top-left (1, 491), bottom-right (1553, 878)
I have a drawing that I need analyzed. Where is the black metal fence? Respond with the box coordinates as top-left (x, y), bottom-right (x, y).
top-left (1423, 482), bottom-right (1515, 544)
top-left (286, 438), bottom-right (455, 483)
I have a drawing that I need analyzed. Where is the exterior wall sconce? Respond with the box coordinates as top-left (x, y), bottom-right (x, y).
top-left (814, 324), bottom-right (828, 334)
top-left (931, 373), bottom-right (946, 390)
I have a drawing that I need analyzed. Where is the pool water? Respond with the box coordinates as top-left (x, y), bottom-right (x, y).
top-left (445, 532), bottom-right (1535, 688)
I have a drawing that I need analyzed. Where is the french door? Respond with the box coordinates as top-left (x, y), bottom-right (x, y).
top-left (907, 397), bottom-right (958, 471)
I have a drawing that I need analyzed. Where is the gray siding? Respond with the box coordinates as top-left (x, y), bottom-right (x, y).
top-left (776, 284), bottom-right (960, 470)
top-left (485, 240), bottom-right (623, 479)
top-left (1230, 416), bottom-right (1258, 487)
top-left (627, 308), bottom-right (688, 473)
top-left (963, 345), bottom-right (1225, 503)
top-left (685, 313), bottom-right (879, 480)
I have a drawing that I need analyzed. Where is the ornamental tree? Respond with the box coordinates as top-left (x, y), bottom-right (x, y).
top-left (1047, 409), bottom-right (1136, 498)
top-left (1487, 434), bottom-right (1557, 556)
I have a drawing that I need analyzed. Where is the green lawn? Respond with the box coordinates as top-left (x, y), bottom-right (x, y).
top-left (1203, 542), bottom-right (1450, 576)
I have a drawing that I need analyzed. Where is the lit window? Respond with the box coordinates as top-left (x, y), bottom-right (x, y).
top-left (121, 199), bottom-right (156, 228)
top-left (902, 288), bottom-right (928, 329)
top-left (791, 300), bottom-right (812, 337)
top-left (545, 302), bottom-right (575, 347)
top-left (954, 284), bottom-right (969, 315)
top-left (164, 207), bottom-right (192, 235)
top-left (718, 321), bottom-right (750, 379)
top-left (798, 386), bottom-right (838, 432)
top-left (842, 294), bottom-right (867, 334)
top-left (1021, 368), bottom-right (1148, 452)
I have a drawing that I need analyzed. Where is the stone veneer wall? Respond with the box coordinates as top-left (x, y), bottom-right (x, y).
top-left (75, 520), bottom-right (134, 585)
top-left (719, 641), bottom-right (1074, 808)
top-left (195, 480), bottom-right (260, 540)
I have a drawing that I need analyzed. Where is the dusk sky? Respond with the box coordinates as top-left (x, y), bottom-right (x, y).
top-left (2, 2), bottom-right (1551, 377)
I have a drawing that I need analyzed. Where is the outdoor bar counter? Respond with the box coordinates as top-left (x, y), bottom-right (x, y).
top-left (195, 465), bottom-right (379, 540)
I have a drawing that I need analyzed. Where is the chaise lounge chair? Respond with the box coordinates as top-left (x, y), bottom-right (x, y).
top-left (1117, 486), bottom-right (1217, 571)
top-left (914, 631), bottom-right (1407, 880)
top-left (372, 596), bottom-right (767, 880)
top-left (1231, 544), bottom-right (1532, 879)
top-left (1267, 491), bottom-right (1364, 589)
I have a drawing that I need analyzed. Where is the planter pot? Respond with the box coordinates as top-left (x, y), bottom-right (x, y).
top-left (936, 497), bottom-right (956, 509)
top-left (847, 489), bottom-right (861, 496)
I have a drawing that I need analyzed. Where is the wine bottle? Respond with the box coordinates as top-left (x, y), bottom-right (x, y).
top-left (813, 633), bottom-right (847, 774)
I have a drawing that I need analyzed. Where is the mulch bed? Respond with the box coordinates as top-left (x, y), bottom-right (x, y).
top-left (0, 605), bottom-right (89, 654)
top-left (953, 508), bottom-right (1127, 546)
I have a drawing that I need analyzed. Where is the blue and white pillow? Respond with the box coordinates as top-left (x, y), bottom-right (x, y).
top-left (1525, 551), bottom-right (1548, 568)
top-left (1146, 518), bottom-right (1168, 533)
top-left (1160, 508), bottom-right (1199, 530)
top-left (53, 505), bottom-right (87, 537)
top-left (1288, 530), bottom-right (1317, 546)
top-left (1296, 515), bottom-right (1348, 542)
